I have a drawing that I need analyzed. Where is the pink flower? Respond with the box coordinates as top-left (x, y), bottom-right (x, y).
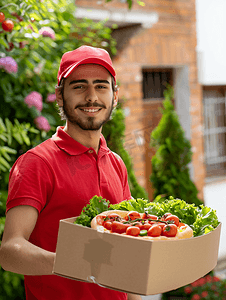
top-left (46, 93), bottom-right (56, 102)
top-left (34, 116), bottom-right (51, 132)
top-left (191, 294), bottom-right (200, 300)
top-left (39, 27), bottom-right (55, 39)
top-left (184, 286), bottom-right (192, 294)
top-left (27, 24), bottom-right (35, 32)
top-left (212, 276), bottom-right (220, 282)
top-left (201, 291), bottom-right (208, 298)
top-left (205, 275), bottom-right (212, 282)
top-left (198, 278), bottom-right (206, 286)
top-left (0, 56), bottom-right (18, 73)
top-left (24, 91), bottom-right (43, 112)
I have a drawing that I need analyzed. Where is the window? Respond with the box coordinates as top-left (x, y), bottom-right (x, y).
top-left (142, 69), bottom-right (172, 100)
top-left (203, 86), bottom-right (226, 177)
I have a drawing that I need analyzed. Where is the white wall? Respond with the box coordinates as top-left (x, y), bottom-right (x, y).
top-left (196, 0), bottom-right (226, 85)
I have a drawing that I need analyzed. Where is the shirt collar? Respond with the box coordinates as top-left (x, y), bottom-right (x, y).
top-left (52, 126), bottom-right (110, 156)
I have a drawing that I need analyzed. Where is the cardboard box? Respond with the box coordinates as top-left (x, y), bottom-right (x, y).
top-left (53, 217), bottom-right (221, 295)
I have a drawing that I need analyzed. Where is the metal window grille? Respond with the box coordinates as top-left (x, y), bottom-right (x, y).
top-left (142, 70), bottom-right (171, 100)
top-left (203, 89), bottom-right (226, 175)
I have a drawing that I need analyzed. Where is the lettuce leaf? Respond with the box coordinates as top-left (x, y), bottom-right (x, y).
top-left (74, 195), bottom-right (109, 227)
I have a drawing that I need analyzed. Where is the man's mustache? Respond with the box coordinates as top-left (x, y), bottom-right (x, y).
top-left (75, 102), bottom-right (106, 109)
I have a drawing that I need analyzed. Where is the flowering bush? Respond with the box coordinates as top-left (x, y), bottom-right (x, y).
top-left (162, 273), bottom-right (226, 300)
top-left (24, 91), bottom-right (43, 112)
top-left (184, 274), bottom-right (226, 300)
top-left (34, 116), bottom-right (51, 132)
top-left (0, 56), bottom-right (17, 73)
top-left (39, 26), bottom-right (55, 39)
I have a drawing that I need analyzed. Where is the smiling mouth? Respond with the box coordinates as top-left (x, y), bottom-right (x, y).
top-left (80, 108), bottom-right (101, 112)
top-left (79, 108), bottom-right (102, 113)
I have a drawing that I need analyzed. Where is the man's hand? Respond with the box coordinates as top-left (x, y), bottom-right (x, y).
top-left (128, 293), bottom-right (142, 300)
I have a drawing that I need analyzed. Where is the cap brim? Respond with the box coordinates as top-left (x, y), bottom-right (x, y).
top-left (58, 57), bottom-right (116, 84)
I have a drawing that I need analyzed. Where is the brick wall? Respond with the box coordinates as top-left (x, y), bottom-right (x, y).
top-left (74, 0), bottom-right (206, 201)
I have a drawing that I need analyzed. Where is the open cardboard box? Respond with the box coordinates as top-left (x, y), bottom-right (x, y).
top-left (53, 217), bottom-right (221, 295)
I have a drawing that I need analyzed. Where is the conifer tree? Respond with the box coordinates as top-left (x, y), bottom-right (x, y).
top-left (150, 86), bottom-right (203, 206)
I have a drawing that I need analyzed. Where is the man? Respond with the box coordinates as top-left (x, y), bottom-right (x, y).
top-left (0, 46), bottom-right (142, 300)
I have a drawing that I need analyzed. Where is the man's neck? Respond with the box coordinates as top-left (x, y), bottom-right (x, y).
top-left (63, 122), bottom-right (101, 154)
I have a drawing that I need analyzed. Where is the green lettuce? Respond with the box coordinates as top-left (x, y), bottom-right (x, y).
top-left (75, 195), bottom-right (220, 237)
top-left (75, 195), bottom-right (109, 227)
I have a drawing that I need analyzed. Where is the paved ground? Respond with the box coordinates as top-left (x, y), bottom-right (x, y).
top-left (141, 177), bottom-right (226, 300)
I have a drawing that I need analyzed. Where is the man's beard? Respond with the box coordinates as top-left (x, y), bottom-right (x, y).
top-left (62, 97), bottom-right (114, 131)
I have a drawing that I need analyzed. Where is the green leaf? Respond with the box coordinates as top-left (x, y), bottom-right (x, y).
top-left (0, 38), bottom-right (8, 48)
top-left (0, 118), bottom-right (6, 131)
top-left (0, 157), bottom-right (10, 170)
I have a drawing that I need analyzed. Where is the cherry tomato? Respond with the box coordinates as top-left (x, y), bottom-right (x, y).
top-left (140, 223), bottom-right (152, 231)
top-left (165, 215), bottom-right (180, 227)
top-left (156, 222), bottom-right (165, 230)
top-left (134, 222), bottom-right (143, 229)
top-left (103, 221), bottom-right (112, 230)
top-left (96, 215), bottom-right (105, 225)
top-left (105, 213), bottom-right (120, 221)
top-left (125, 211), bottom-right (141, 221)
top-left (161, 213), bottom-right (172, 221)
top-left (141, 212), bottom-right (152, 219)
top-left (148, 215), bottom-right (158, 225)
top-left (0, 12), bottom-right (5, 23)
top-left (148, 215), bottom-right (158, 221)
top-left (162, 224), bottom-right (178, 237)
top-left (126, 226), bottom-right (140, 236)
top-left (2, 20), bottom-right (14, 32)
top-left (179, 222), bottom-right (185, 228)
top-left (147, 225), bottom-right (162, 237)
top-left (111, 221), bottom-right (128, 234)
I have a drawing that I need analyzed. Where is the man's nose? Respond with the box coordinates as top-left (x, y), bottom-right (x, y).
top-left (85, 86), bottom-right (98, 102)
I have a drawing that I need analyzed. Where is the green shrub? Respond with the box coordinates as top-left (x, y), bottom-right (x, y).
top-left (150, 86), bottom-right (202, 206)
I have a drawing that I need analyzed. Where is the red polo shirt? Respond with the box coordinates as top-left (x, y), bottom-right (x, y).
top-left (6, 126), bottom-right (131, 300)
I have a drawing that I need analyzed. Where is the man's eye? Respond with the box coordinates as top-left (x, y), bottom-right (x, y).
top-left (73, 85), bottom-right (84, 89)
top-left (97, 85), bottom-right (107, 89)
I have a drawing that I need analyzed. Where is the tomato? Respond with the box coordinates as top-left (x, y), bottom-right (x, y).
top-left (179, 222), bottom-right (185, 228)
top-left (105, 213), bottom-right (120, 221)
top-left (2, 20), bottom-right (14, 32)
top-left (111, 221), bottom-right (128, 234)
top-left (165, 215), bottom-right (180, 227)
top-left (96, 215), bottom-right (105, 225)
top-left (103, 221), bottom-right (112, 230)
top-left (161, 213), bottom-right (172, 220)
top-left (126, 226), bottom-right (140, 236)
top-left (148, 215), bottom-right (158, 221)
top-left (134, 222), bottom-right (143, 229)
top-left (141, 223), bottom-right (152, 230)
top-left (0, 12), bottom-right (5, 23)
top-left (141, 212), bottom-right (152, 219)
top-left (156, 222), bottom-right (165, 230)
top-left (147, 225), bottom-right (162, 237)
top-left (125, 211), bottom-right (141, 221)
top-left (162, 224), bottom-right (178, 237)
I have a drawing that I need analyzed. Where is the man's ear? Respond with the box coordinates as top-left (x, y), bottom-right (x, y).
top-left (113, 90), bottom-right (119, 108)
top-left (55, 88), bottom-right (63, 106)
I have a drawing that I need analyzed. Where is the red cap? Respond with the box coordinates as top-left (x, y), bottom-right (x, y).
top-left (57, 45), bottom-right (116, 85)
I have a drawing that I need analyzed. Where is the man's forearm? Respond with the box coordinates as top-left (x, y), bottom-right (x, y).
top-left (0, 237), bottom-right (55, 275)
